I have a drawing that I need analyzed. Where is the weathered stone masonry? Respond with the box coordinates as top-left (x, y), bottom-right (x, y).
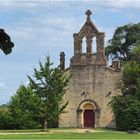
top-left (59, 10), bottom-right (121, 128)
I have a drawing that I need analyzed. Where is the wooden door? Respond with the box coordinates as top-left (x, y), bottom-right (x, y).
top-left (84, 110), bottom-right (95, 128)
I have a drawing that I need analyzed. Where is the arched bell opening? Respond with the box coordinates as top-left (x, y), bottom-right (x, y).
top-left (80, 34), bottom-right (97, 55)
top-left (92, 37), bottom-right (97, 54)
top-left (82, 36), bottom-right (87, 54)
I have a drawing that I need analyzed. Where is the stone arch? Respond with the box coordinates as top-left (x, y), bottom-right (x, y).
top-left (77, 99), bottom-right (101, 128)
top-left (76, 27), bottom-right (99, 56)
top-left (77, 99), bottom-right (100, 111)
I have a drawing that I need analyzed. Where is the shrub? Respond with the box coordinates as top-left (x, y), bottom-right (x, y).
top-left (111, 95), bottom-right (140, 131)
top-left (0, 109), bottom-right (13, 129)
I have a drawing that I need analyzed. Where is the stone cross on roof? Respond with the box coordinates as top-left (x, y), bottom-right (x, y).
top-left (85, 10), bottom-right (92, 21)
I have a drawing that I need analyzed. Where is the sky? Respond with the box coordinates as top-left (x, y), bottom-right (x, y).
top-left (0, 0), bottom-right (140, 104)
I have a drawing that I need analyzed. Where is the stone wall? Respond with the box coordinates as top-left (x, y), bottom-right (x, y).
top-left (59, 65), bottom-right (121, 128)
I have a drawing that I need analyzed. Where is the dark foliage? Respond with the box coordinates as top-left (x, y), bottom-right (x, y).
top-left (105, 23), bottom-right (140, 61)
top-left (110, 96), bottom-right (140, 131)
top-left (0, 29), bottom-right (14, 55)
top-left (0, 108), bottom-right (13, 129)
top-left (110, 45), bottom-right (140, 131)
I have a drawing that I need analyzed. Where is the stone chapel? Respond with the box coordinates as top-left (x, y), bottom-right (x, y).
top-left (59, 10), bottom-right (121, 128)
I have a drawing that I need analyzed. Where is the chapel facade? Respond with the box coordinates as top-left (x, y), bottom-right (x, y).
top-left (59, 10), bottom-right (121, 128)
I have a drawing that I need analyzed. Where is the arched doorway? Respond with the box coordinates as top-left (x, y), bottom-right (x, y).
top-left (77, 99), bottom-right (100, 128)
top-left (83, 103), bottom-right (95, 128)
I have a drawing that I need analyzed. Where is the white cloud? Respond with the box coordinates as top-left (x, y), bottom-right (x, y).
top-left (0, 82), bottom-right (6, 89)
top-left (6, 13), bottom-right (77, 56)
top-left (0, 0), bottom-right (139, 9)
top-left (0, 1), bottom-right (43, 7)
top-left (0, 1), bottom-right (68, 8)
top-left (109, 0), bottom-right (140, 9)
top-left (81, 0), bottom-right (140, 11)
top-left (47, 18), bottom-right (66, 25)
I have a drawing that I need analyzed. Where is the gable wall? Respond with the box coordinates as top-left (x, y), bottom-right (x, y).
top-left (59, 65), bottom-right (121, 128)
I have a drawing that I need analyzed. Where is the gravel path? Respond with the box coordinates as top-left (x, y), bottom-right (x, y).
top-left (0, 129), bottom-right (115, 135)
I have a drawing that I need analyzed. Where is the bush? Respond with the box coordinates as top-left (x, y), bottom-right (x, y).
top-left (111, 95), bottom-right (140, 131)
top-left (0, 109), bottom-right (13, 129)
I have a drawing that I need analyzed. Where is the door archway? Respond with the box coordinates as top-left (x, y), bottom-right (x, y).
top-left (77, 99), bottom-right (100, 128)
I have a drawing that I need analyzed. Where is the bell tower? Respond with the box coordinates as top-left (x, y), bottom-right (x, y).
top-left (70, 10), bottom-right (106, 66)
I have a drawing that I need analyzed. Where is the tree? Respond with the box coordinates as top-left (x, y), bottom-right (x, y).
top-left (105, 23), bottom-right (140, 61)
top-left (110, 45), bottom-right (140, 131)
top-left (9, 85), bottom-right (42, 129)
top-left (0, 29), bottom-right (14, 55)
top-left (121, 45), bottom-right (140, 96)
top-left (8, 57), bottom-right (69, 130)
top-left (28, 57), bottom-right (69, 130)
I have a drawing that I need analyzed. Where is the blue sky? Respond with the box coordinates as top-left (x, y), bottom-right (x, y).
top-left (0, 0), bottom-right (140, 104)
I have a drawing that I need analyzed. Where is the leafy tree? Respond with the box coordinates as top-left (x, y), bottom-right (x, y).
top-left (9, 85), bottom-right (42, 129)
top-left (8, 57), bottom-right (69, 130)
top-left (0, 29), bottom-right (14, 55)
top-left (110, 45), bottom-right (140, 131)
top-left (105, 23), bottom-right (140, 61)
top-left (121, 45), bottom-right (140, 96)
top-left (28, 57), bottom-right (69, 130)
top-left (108, 24), bottom-right (140, 131)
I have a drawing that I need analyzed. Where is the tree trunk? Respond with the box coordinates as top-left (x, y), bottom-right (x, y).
top-left (44, 119), bottom-right (48, 131)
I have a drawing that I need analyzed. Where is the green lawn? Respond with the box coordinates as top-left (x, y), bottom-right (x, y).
top-left (0, 129), bottom-right (43, 133)
top-left (0, 129), bottom-right (139, 139)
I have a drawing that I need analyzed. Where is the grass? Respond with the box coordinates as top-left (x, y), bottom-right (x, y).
top-left (0, 128), bottom-right (74, 133)
top-left (0, 129), bottom-right (139, 139)
top-left (0, 129), bottom-right (43, 133)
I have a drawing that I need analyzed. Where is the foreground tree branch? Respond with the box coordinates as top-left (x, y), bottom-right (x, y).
top-left (0, 29), bottom-right (14, 55)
